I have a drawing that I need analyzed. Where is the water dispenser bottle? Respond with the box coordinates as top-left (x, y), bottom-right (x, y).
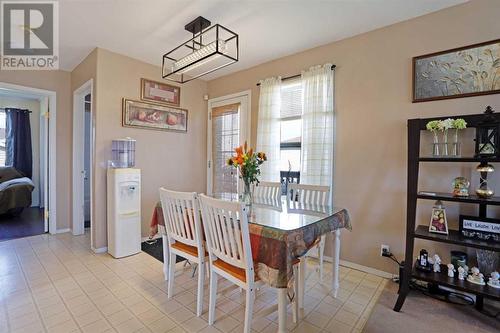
top-left (111, 138), bottom-right (136, 168)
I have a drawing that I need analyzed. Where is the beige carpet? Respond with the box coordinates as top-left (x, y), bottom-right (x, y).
top-left (364, 281), bottom-right (499, 333)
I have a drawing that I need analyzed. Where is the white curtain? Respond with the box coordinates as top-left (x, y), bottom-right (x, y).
top-left (300, 64), bottom-right (335, 191)
top-left (256, 76), bottom-right (282, 182)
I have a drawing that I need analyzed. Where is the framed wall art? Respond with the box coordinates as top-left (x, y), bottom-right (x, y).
top-left (413, 39), bottom-right (500, 102)
top-left (122, 98), bottom-right (187, 132)
top-left (141, 78), bottom-right (180, 106)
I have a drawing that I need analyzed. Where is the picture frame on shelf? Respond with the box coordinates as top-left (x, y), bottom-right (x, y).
top-left (429, 205), bottom-right (448, 235)
top-left (122, 98), bottom-right (188, 132)
top-left (141, 78), bottom-right (180, 106)
top-left (459, 215), bottom-right (500, 243)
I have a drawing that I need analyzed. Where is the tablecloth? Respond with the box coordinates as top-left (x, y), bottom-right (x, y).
top-left (150, 202), bottom-right (351, 288)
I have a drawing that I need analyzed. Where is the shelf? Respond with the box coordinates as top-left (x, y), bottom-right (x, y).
top-left (412, 265), bottom-right (500, 301)
top-left (419, 157), bottom-right (500, 163)
top-left (417, 192), bottom-right (500, 206)
top-left (414, 225), bottom-right (500, 251)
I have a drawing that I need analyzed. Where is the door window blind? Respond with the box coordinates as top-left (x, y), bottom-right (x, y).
top-left (212, 103), bottom-right (240, 200)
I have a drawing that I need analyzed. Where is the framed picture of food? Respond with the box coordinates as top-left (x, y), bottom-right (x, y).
top-left (141, 78), bottom-right (180, 106)
top-left (122, 98), bottom-right (187, 132)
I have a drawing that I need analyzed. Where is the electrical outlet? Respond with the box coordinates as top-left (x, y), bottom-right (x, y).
top-left (381, 244), bottom-right (390, 256)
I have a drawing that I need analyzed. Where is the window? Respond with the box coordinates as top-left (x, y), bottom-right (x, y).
top-left (0, 111), bottom-right (6, 166)
top-left (280, 80), bottom-right (302, 172)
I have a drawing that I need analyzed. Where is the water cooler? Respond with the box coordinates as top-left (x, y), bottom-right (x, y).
top-left (107, 138), bottom-right (141, 258)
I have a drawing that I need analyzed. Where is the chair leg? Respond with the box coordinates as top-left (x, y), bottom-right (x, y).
top-left (208, 271), bottom-right (218, 325)
top-left (292, 266), bottom-right (299, 323)
top-left (196, 260), bottom-right (204, 317)
top-left (167, 252), bottom-right (176, 298)
top-left (243, 288), bottom-right (255, 333)
top-left (162, 235), bottom-right (169, 281)
top-left (319, 235), bottom-right (325, 281)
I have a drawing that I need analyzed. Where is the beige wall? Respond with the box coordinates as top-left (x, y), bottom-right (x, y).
top-left (0, 70), bottom-right (72, 231)
top-left (0, 97), bottom-right (41, 206)
top-left (208, 0), bottom-right (500, 273)
top-left (92, 48), bottom-right (208, 249)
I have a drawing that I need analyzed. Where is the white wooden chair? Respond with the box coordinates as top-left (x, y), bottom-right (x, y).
top-left (159, 188), bottom-right (207, 317)
top-left (253, 181), bottom-right (281, 201)
top-left (287, 183), bottom-right (330, 281)
top-left (199, 194), bottom-right (298, 333)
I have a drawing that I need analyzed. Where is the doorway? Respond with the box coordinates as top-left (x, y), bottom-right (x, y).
top-left (207, 91), bottom-right (251, 199)
top-left (72, 80), bottom-right (94, 244)
top-left (0, 82), bottom-right (57, 239)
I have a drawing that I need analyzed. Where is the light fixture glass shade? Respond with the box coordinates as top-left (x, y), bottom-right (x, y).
top-left (162, 24), bottom-right (238, 83)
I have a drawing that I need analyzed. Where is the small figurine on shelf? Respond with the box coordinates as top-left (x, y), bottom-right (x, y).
top-left (452, 177), bottom-right (470, 197)
top-left (457, 266), bottom-right (466, 280)
top-left (487, 271), bottom-right (500, 289)
top-left (447, 264), bottom-right (456, 278)
top-left (467, 267), bottom-right (486, 285)
top-left (416, 249), bottom-right (431, 272)
top-left (429, 254), bottom-right (441, 273)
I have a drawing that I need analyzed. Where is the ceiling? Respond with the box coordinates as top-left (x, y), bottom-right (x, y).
top-left (59, 0), bottom-right (468, 80)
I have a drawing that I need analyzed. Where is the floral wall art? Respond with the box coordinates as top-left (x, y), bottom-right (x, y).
top-left (413, 39), bottom-right (500, 102)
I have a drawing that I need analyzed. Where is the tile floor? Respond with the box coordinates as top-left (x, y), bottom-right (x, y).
top-left (0, 232), bottom-right (387, 333)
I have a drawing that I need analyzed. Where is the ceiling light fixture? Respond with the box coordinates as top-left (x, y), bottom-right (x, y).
top-left (162, 16), bottom-right (239, 84)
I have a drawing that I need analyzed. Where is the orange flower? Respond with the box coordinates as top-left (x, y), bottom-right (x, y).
top-left (235, 146), bottom-right (243, 156)
top-left (248, 148), bottom-right (253, 157)
top-left (236, 156), bottom-right (244, 165)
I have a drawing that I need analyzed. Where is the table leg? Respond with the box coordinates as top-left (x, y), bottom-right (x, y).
top-left (277, 288), bottom-right (287, 333)
top-left (162, 234), bottom-right (169, 280)
top-left (331, 229), bottom-right (341, 298)
top-left (298, 258), bottom-right (306, 309)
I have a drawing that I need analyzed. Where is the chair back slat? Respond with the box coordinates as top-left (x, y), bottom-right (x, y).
top-left (159, 188), bottom-right (203, 250)
top-left (254, 181), bottom-right (281, 201)
top-left (199, 194), bottom-right (253, 273)
top-left (288, 183), bottom-right (330, 206)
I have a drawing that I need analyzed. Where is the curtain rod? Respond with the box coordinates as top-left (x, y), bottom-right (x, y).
top-left (0, 108), bottom-right (32, 113)
top-left (256, 64), bottom-right (336, 86)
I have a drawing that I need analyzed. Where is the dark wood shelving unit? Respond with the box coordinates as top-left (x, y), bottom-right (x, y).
top-left (412, 265), bottom-right (500, 300)
top-left (419, 157), bottom-right (500, 163)
top-left (417, 192), bottom-right (500, 205)
top-left (393, 112), bottom-right (500, 313)
top-left (414, 225), bottom-right (500, 252)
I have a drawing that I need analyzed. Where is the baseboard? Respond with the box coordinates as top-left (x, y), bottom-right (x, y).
top-left (56, 228), bottom-right (71, 234)
top-left (319, 255), bottom-right (394, 279)
top-left (92, 246), bottom-right (108, 254)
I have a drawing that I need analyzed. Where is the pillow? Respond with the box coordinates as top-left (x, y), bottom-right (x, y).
top-left (0, 167), bottom-right (24, 183)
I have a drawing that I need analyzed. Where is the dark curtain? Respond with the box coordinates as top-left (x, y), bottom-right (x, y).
top-left (5, 108), bottom-right (32, 178)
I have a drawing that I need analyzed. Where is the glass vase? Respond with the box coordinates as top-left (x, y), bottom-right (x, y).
top-left (240, 181), bottom-right (253, 207)
top-left (442, 129), bottom-right (449, 156)
top-left (432, 132), bottom-right (440, 156)
top-left (451, 129), bottom-right (461, 157)
top-left (476, 249), bottom-right (499, 276)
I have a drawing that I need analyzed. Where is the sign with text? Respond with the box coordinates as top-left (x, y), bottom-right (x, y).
top-left (1, 1), bottom-right (59, 70)
top-left (459, 215), bottom-right (500, 243)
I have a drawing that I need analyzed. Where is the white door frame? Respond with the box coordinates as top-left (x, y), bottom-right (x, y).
top-left (72, 79), bottom-right (94, 242)
top-left (206, 90), bottom-right (251, 196)
top-left (0, 81), bottom-right (57, 234)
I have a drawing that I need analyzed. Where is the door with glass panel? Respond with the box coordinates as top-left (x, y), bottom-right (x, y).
top-left (207, 93), bottom-right (250, 200)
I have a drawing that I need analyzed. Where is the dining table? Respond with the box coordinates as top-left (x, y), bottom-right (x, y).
top-left (150, 196), bottom-right (351, 333)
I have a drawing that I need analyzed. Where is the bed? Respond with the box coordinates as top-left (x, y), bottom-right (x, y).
top-left (0, 167), bottom-right (34, 216)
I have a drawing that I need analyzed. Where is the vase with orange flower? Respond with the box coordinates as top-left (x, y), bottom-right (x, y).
top-left (227, 142), bottom-right (267, 206)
